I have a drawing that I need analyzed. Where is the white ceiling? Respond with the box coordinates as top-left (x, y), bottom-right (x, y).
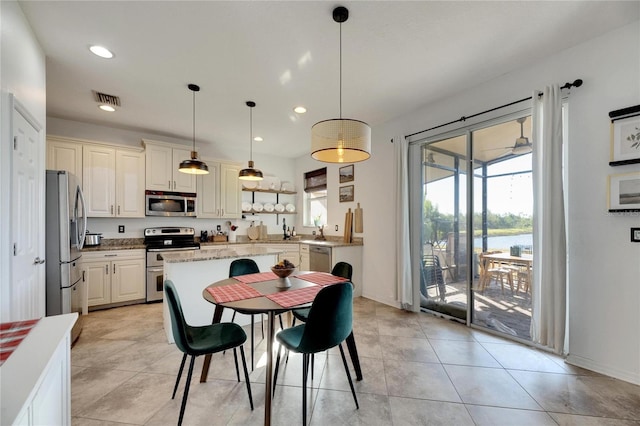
top-left (18, 1), bottom-right (639, 159)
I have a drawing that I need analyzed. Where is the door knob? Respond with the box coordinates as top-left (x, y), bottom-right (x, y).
top-left (33, 257), bottom-right (45, 265)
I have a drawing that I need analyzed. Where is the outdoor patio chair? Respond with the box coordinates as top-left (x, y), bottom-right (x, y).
top-left (478, 252), bottom-right (514, 294)
top-left (422, 255), bottom-right (447, 301)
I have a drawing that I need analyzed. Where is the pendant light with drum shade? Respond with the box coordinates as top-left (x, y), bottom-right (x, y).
top-left (238, 101), bottom-right (263, 181)
top-left (311, 6), bottom-right (371, 163)
top-left (178, 84), bottom-right (209, 175)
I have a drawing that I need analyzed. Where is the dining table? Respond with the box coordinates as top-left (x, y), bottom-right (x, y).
top-left (200, 270), bottom-right (362, 426)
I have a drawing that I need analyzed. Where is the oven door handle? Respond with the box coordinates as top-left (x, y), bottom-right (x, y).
top-left (147, 268), bottom-right (164, 273)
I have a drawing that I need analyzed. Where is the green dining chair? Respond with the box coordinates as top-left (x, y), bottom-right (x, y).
top-left (228, 258), bottom-right (264, 371)
top-left (291, 261), bottom-right (353, 326)
top-left (165, 280), bottom-right (253, 426)
top-left (274, 282), bottom-right (358, 425)
top-left (288, 262), bottom-right (358, 379)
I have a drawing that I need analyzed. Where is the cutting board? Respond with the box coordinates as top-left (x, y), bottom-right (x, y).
top-left (354, 203), bottom-right (363, 233)
top-left (247, 225), bottom-right (259, 241)
top-left (343, 208), bottom-right (353, 243)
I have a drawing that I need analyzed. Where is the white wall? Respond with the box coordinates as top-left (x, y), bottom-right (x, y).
top-left (349, 21), bottom-right (640, 384)
top-left (0, 1), bottom-right (47, 320)
top-left (47, 117), bottom-right (298, 239)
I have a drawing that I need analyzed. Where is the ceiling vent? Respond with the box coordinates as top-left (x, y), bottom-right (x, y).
top-left (92, 90), bottom-right (121, 107)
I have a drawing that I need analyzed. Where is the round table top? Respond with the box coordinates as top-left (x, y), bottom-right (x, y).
top-left (202, 271), bottom-right (318, 314)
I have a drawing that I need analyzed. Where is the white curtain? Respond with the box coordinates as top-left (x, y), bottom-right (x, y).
top-left (531, 85), bottom-right (567, 354)
top-left (394, 135), bottom-right (413, 309)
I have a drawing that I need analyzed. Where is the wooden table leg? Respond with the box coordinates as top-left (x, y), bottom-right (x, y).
top-left (200, 305), bottom-right (224, 383)
top-left (345, 332), bottom-right (363, 381)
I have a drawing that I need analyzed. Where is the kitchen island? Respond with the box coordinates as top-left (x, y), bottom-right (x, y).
top-left (161, 246), bottom-right (282, 343)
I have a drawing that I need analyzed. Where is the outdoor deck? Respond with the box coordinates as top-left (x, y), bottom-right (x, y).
top-left (423, 276), bottom-right (532, 340)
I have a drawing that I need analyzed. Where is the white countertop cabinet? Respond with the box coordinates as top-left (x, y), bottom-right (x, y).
top-left (1, 314), bottom-right (77, 426)
top-left (162, 248), bottom-right (281, 343)
top-left (82, 250), bottom-right (145, 308)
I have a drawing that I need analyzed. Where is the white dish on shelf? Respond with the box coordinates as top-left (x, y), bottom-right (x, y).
top-left (252, 202), bottom-right (263, 212)
top-left (274, 203), bottom-right (285, 212)
top-left (285, 203), bottom-right (295, 212)
top-left (263, 203), bottom-right (275, 212)
top-left (242, 202), bottom-right (252, 212)
top-left (242, 181), bottom-right (258, 190)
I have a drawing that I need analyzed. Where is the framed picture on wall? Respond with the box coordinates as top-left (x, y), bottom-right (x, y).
top-left (609, 107), bottom-right (640, 166)
top-left (608, 171), bottom-right (640, 211)
top-left (339, 185), bottom-right (354, 203)
top-left (339, 164), bottom-right (354, 183)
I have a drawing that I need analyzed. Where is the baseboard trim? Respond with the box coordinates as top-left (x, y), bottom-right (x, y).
top-left (565, 353), bottom-right (640, 385)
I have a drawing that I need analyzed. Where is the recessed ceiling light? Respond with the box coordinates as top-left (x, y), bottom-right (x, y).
top-left (293, 106), bottom-right (307, 114)
top-left (89, 45), bottom-right (114, 59)
top-left (254, 136), bottom-right (263, 142)
top-left (99, 105), bottom-right (115, 112)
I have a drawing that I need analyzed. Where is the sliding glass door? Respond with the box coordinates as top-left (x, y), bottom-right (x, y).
top-left (420, 135), bottom-right (468, 320)
top-left (418, 114), bottom-right (534, 341)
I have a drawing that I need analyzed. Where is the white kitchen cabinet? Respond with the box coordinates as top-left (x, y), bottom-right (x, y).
top-left (83, 145), bottom-right (145, 217)
top-left (143, 140), bottom-right (196, 192)
top-left (115, 150), bottom-right (146, 217)
top-left (46, 137), bottom-right (83, 185)
top-left (82, 250), bottom-right (145, 308)
top-left (300, 244), bottom-right (310, 270)
top-left (219, 163), bottom-right (242, 218)
top-left (84, 260), bottom-right (111, 306)
top-left (1, 314), bottom-right (76, 426)
top-left (197, 160), bottom-right (241, 219)
top-left (83, 145), bottom-right (115, 217)
top-left (267, 244), bottom-right (300, 266)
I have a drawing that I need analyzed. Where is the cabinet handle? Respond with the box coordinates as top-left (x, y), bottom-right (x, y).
top-left (173, 180), bottom-right (177, 190)
top-left (113, 264), bottom-right (116, 274)
top-left (82, 271), bottom-right (85, 281)
top-left (105, 264), bottom-right (108, 275)
top-left (221, 209), bottom-right (224, 216)
top-left (104, 254), bottom-right (117, 257)
top-left (118, 205), bottom-right (121, 215)
top-left (110, 205), bottom-right (114, 214)
top-left (169, 180), bottom-right (171, 189)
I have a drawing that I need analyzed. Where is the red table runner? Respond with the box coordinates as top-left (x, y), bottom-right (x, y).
top-left (233, 271), bottom-right (279, 284)
top-left (297, 272), bottom-right (349, 286)
top-left (0, 318), bottom-right (40, 366)
top-left (206, 282), bottom-right (262, 304)
top-left (265, 285), bottom-right (322, 308)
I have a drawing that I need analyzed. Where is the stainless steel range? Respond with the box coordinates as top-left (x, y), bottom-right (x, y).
top-left (145, 227), bottom-right (199, 302)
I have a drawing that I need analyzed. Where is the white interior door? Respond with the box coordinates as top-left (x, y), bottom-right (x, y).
top-left (11, 97), bottom-right (45, 320)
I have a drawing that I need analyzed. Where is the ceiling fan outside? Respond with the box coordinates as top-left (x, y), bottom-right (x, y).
top-left (481, 116), bottom-right (533, 157)
top-left (511, 117), bottom-right (533, 154)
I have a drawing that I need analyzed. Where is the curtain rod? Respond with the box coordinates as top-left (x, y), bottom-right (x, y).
top-left (396, 79), bottom-right (583, 141)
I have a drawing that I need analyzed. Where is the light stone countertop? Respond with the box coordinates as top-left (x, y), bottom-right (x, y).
top-left (161, 246), bottom-right (284, 263)
top-left (82, 235), bottom-right (363, 252)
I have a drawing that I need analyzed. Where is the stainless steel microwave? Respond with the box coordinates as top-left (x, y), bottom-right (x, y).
top-left (145, 191), bottom-right (197, 217)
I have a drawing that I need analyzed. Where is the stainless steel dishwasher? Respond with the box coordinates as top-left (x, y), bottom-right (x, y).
top-left (309, 245), bottom-right (332, 272)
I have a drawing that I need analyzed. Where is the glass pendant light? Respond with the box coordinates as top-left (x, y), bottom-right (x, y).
top-left (179, 83), bottom-right (209, 175)
top-left (239, 101), bottom-right (263, 181)
top-left (311, 6), bottom-right (371, 163)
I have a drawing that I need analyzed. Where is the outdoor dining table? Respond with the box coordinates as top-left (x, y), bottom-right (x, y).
top-left (200, 270), bottom-right (362, 426)
top-left (483, 252), bottom-right (533, 291)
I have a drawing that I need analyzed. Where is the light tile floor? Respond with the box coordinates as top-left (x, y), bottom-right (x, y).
top-left (71, 298), bottom-right (640, 425)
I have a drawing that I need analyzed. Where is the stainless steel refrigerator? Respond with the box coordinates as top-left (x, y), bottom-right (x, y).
top-left (45, 170), bottom-right (87, 317)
